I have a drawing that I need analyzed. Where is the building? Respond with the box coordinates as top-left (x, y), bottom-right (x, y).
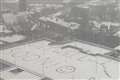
top-left (1, 0), bottom-right (19, 12)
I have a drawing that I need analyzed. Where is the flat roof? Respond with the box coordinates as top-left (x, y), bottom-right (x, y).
top-left (0, 40), bottom-right (119, 79)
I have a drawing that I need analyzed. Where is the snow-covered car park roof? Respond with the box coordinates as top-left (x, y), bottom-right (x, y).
top-left (0, 40), bottom-right (119, 80)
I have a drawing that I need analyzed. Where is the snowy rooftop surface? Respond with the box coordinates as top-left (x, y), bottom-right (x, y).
top-left (0, 40), bottom-right (119, 79)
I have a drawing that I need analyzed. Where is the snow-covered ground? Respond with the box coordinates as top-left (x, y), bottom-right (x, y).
top-left (114, 31), bottom-right (120, 38)
top-left (115, 45), bottom-right (120, 50)
top-left (0, 41), bottom-right (4, 45)
top-left (0, 34), bottom-right (26, 43)
top-left (0, 40), bottom-right (119, 80)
